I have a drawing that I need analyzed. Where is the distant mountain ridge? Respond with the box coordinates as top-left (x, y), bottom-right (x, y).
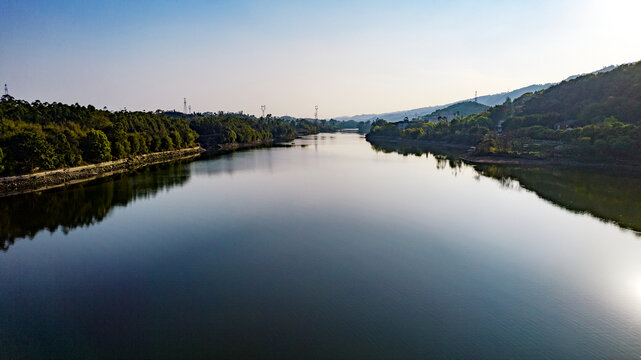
top-left (420, 101), bottom-right (490, 122)
top-left (335, 65), bottom-right (618, 123)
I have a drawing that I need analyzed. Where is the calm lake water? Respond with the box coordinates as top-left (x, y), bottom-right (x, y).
top-left (2, 133), bottom-right (641, 359)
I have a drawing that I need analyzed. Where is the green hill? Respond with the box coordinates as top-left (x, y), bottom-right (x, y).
top-left (368, 60), bottom-right (641, 164)
top-left (503, 62), bottom-right (641, 130)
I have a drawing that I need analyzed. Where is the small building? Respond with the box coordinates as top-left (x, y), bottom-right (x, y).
top-left (554, 120), bottom-right (576, 130)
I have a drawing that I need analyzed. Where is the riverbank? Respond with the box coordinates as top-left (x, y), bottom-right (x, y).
top-left (0, 147), bottom-right (204, 197)
top-left (460, 153), bottom-right (641, 173)
top-left (215, 139), bottom-right (276, 152)
top-left (365, 136), bottom-right (471, 150)
top-left (367, 136), bottom-right (641, 173)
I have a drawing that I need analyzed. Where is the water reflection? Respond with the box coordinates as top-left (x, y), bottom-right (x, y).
top-left (0, 161), bottom-right (192, 251)
top-left (369, 139), bottom-right (641, 234)
top-left (3, 134), bottom-right (641, 358)
top-left (476, 164), bottom-right (641, 234)
top-left (370, 141), bottom-right (467, 175)
top-left (194, 148), bottom-right (276, 176)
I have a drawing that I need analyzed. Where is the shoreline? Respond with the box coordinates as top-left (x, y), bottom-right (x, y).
top-left (460, 154), bottom-right (641, 173)
top-left (367, 136), bottom-right (641, 173)
top-left (365, 136), bottom-right (471, 150)
top-left (0, 147), bottom-right (205, 198)
top-left (0, 136), bottom-right (303, 198)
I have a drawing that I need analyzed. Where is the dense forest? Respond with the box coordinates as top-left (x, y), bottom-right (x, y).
top-left (367, 60), bottom-right (641, 163)
top-left (0, 95), bottom-right (368, 176)
top-left (189, 113), bottom-right (297, 149)
top-left (0, 95), bottom-right (198, 175)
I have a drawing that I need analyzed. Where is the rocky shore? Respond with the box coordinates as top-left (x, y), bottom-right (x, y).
top-left (0, 147), bottom-right (205, 197)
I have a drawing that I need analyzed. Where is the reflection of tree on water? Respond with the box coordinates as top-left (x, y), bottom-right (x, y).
top-left (0, 161), bottom-right (192, 251)
top-left (370, 141), bottom-right (465, 175)
top-left (369, 139), bottom-right (641, 234)
top-left (194, 147), bottom-right (276, 176)
top-left (433, 154), bottom-right (464, 175)
top-left (476, 165), bottom-right (641, 234)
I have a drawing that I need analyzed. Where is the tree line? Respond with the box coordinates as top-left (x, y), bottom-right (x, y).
top-left (0, 95), bottom-right (198, 175)
top-left (185, 113), bottom-right (371, 149)
top-left (0, 95), bottom-right (366, 176)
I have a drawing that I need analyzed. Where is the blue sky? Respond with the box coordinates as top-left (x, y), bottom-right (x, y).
top-left (1, 0), bottom-right (640, 118)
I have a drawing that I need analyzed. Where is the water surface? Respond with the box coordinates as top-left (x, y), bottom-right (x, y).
top-left (2, 133), bottom-right (641, 359)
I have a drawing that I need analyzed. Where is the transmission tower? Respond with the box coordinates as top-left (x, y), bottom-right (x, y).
top-left (183, 98), bottom-right (187, 114)
top-left (474, 91), bottom-right (478, 103)
top-left (188, 105), bottom-right (192, 114)
top-left (314, 105), bottom-right (319, 120)
top-left (4, 84), bottom-right (7, 95)
top-left (261, 105), bottom-right (266, 117)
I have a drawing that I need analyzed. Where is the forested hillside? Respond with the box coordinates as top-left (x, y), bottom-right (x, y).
top-left (368, 61), bottom-right (641, 163)
top-left (504, 62), bottom-right (641, 129)
top-left (0, 95), bottom-right (198, 175)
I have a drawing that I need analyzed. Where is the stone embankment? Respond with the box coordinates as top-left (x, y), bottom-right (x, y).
top-left (0, 147), bottom-right (204, 197)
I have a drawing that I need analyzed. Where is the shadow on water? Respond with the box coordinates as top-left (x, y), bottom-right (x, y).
top-left (0, 161), bottom-right (192, 251)
top-left (369, 139), bottom-right (641, 234)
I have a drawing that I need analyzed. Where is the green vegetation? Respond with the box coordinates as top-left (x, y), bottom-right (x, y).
top-left (189, 113), bottom-right (297, 149)
top-left (187, 113), bottom-right (371, 149)
top-left (368, 109), bottom-right (496, 145)
top-left (316, 119), bottom-right (372, 133)
top-left (0, 95), bottom-right (362, 176)
top-left (82, 129), bottom-right (112, 163)
top-left (0, 95), bottom-right (198, 175)
top-left (368, 61), bottom-right (641, 163)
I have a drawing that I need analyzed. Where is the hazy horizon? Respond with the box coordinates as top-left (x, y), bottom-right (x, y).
top-left (2, 0), bottom-right (640, 118)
